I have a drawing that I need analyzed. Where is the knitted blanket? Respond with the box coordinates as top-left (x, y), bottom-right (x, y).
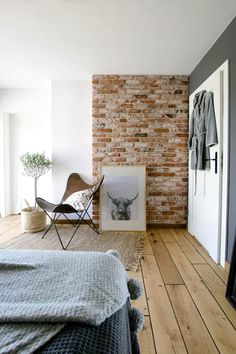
top-left (0, 249), bottom-right (129, 353)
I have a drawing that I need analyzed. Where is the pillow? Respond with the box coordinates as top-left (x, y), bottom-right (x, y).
top-left (63, 188), bottom-right (93, 211)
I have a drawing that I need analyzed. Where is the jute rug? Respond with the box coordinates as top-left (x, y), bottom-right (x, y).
top-left (0, 225), bottom-right (144, 271)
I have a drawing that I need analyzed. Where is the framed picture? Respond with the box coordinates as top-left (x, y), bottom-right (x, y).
top-left (100, 165), bottom-right (146, 231)
top-left (226, 230), bottom-right (236, 310)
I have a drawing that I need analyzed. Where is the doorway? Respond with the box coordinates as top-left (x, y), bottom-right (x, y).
top-left (0, 112), bottom-right (52, 217)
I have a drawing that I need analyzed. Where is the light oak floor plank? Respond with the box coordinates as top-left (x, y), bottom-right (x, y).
top-left (141, 255), bottom-right (187, 354)
top-left (128, 267), bottom-right (149, 316)
top-left (166, 242), bottom-right (236, 354)
top-left (166, 284), bottom-right (218, 354)
top-left (181, 229), bottom-right (229, 284)
top-left (0, 215), bottom-right (21, 233)
top-left (0, 225), bottom-right (22, 244)
top-left (170, 229), bottom-right (206, 264)
top-left (166, 285), bottom-right (218, 354)
top-left (194, 264), bottom-right (236, 329)
top-left (149, 231), bottom-right (183, 285)
top-left (144, 232), bottom-right (154, 254)
top-left (157, 228), bottom-right (176, 243)
top-left (138, 316), bottom-right (157, 354)
top-left (0, 214), bottom-right (19, 225)
top-left (0, 215), bottom-right (22, 245)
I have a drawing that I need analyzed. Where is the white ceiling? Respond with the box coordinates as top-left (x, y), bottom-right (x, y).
top-left (0, 0), bottom-right (235, 88)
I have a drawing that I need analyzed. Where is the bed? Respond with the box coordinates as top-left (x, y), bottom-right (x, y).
top-left (0, 249), bottom-right (142, 353)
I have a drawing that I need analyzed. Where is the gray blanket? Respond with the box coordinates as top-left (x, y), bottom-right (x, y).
top-left (0, 249), bottom-right (129, 353)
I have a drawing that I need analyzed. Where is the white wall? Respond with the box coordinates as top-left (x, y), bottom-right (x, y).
top-left (51, 80), bottom-right (92, 202)
top-left (0, 88), bottom-right (51, 215)
top-left (0, 88), bottom-right (50, 113)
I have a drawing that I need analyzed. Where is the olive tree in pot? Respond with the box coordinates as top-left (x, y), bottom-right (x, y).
top-left (20, 152), bottom-right (52, 233)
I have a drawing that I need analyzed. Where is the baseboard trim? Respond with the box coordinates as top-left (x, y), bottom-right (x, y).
top-left (55, 220), bottom-right (186, 229)
top-left (55, 219), bottom-right (95, 225)
top-left (147, 223), bottom-right (187, 229)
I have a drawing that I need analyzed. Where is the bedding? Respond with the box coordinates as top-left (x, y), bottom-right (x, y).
top-left (0, 249), bottom-right (135, 353)
top-left (37, 300), bottom-right (140, 354)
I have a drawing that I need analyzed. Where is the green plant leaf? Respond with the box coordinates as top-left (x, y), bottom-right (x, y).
top-left (20, 152), bottom-right (52, 202)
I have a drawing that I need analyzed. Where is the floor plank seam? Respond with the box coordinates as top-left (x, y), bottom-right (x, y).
top-left (139, 257), bottom-right (158, 354)
top-left (149, 231), bottom-right (184, 285)
top-left (166, 241), bottom-right (235, 353)
top-left (146, 233), bottom-right (186, 353)
top-left (169, 229), bottom-right (208, 265)
top-left (181, 279), bottom-right (221, 353)
top-left (175, 229), bottom-right (228, 285)
top-left (193, 265), bottom-right (236, 331)
top-left (164, 283), bottom-right (189, 354)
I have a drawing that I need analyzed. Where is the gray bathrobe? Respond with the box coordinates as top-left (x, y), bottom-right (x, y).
top-left (189, 90), bottom-right (218, 170)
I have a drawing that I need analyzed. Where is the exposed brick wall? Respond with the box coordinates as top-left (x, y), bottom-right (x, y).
top-left (92, 75), bottom-right (189, 225)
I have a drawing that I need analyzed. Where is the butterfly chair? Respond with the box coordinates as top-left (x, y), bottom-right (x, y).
top-left (36, 173), bottom-right (104, 250)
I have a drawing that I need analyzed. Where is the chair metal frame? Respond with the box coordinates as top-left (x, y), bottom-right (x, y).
top-left (36, 174), bottom-right (104, 250)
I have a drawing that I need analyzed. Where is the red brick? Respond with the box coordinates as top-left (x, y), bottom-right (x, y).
top-left (92, 74), bottom-right (189, 224)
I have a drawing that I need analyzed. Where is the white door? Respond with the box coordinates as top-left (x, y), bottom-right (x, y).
top-left (188, 61), bottom-right (228, 264)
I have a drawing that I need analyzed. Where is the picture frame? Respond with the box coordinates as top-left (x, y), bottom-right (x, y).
top-left (226, 229), bottom-right (236, 310)
top-left (100, 165), bottom-right (146, 231)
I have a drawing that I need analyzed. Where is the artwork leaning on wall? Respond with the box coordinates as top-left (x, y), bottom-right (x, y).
top-left (100, 165), bottom-right (146, 231)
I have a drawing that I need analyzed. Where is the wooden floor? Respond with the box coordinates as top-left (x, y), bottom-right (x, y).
top-left (1, 216), bottom-right (236, 353)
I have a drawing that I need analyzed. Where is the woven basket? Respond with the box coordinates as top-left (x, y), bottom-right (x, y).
top-left (21, 199), bottom-right (46, 233)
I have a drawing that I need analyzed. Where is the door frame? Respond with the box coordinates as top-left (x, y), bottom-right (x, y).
top-left (188, 60), bottom-right (229, 267)
top-left (219, 60), bottom-right (229, 267)
top-left (0, 113), bottom-right (11, 217)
